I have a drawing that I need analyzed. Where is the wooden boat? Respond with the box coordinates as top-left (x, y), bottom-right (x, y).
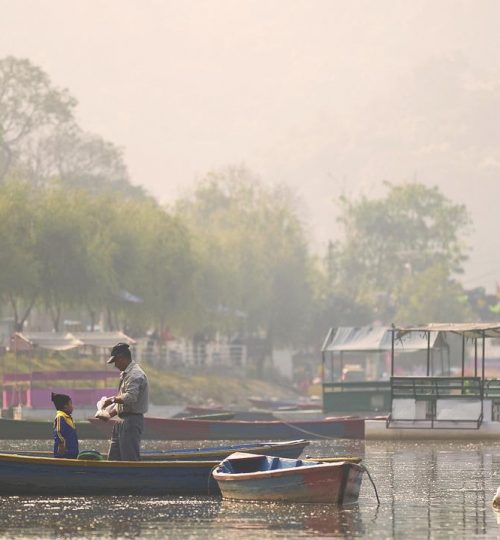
top-left (89, 415), bottom-right (364, 440)
top-left (0, 417), bottom-right (160, 440)
top-left (0, 417), bottom-right (105, 440)
top-left (146, 439), bottom-right (309, 460)
top-left (178, 406), bottom-right (277, 421)
top-left (184, 405), bottom-right (227, 415)
top-left (7, 439), bottom-right (310, 461)
top-left (249, 397), bottom-right (322, 411)
top-left (0, 451), bottom-right (359, 497)
top-left (212, 452), bottom-right (364, 504)
top-left (180, 412), bottom-right (235, 421)
top-left (0, 452), bottom-right (221, 495)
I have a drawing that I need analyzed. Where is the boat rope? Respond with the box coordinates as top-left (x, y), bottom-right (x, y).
top-left (356, 463), bottom-right (380, 506)
top-left (273, 417), bottom-right (350, 441)
top-left (207, 464), bottom-right (220, 496)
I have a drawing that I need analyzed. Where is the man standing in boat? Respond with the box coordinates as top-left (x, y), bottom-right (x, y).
top-left (100, 342), bottom-right (149, 461)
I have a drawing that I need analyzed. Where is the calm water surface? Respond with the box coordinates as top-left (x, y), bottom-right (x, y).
top-left (1, 438), bottom-right (500, 538)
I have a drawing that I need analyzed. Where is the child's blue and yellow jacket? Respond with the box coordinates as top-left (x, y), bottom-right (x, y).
top-left (53, 411), bottom-right (79, 459)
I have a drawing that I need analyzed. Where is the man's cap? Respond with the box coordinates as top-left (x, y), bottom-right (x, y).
top-left (107, 342), bottom-right (131, 364)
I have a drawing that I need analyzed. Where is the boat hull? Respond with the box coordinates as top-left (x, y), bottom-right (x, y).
top-left (6, 440), bottom-right (310, 461)
top-left (214, 461), bottom-right (363, 504)
top-left (90, 415), bottom-right (364, 440)
top-left (0, 417), bottom-right (105, 440)
top-left (248, 398), bottom-right (321, 411)
top-left (0, 453), bottom-right (221, 496)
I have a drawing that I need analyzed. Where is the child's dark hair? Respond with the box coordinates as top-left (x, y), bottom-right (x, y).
top-left (51, 392), bottom-right (71, 411)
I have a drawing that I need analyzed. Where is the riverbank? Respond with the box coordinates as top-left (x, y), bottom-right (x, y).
top-left (0, 353), bottom-right (300, 408)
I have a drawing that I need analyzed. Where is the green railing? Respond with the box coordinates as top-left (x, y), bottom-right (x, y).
top-left (391, 376), bottom-right (483, 399)
top-left (322, 381), bottom-right (391, 413)
top-left (484, 379), bottom-right (500, 397)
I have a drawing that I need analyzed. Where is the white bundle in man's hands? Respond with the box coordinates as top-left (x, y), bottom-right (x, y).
top-left (95, 396), bottom-right (114, 420)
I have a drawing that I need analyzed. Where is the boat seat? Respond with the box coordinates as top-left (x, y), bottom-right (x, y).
top-left (269, 457), bottom-right (280, 470)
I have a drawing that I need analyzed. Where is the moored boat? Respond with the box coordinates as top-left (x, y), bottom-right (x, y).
top-left (248, 397), bottom-right (322, 411)
top-left (89, 415), bottom-right (364, 440)
top-left (143, 439), bottom-right (310, 460)
top-left (0, 450), bottom-right (360, 497)
top-left (7, 439), bottom-right (310, 461)
top-left (180, 412), bottom-right (235, 421)
top-left (0, 452), bottom-right (221, 496)
top-left (0, 417), bottom-right (160, 440)
top-left (212, 452), bottom-right (364, 504)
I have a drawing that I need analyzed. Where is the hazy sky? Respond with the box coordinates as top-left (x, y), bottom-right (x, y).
top-left (1, 1), bottom-right (500, 289)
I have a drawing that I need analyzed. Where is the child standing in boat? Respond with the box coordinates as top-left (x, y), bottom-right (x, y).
top-left (51, 393), bottom-right (79, 459)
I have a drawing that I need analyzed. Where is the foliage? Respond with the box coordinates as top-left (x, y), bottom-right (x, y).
top-left (0, 180), bottom-right (196, 334)
top-left (177, 166), bottom-right (312, 346)
top-left (0, 56), bottom-right (75, 181)
top-left (393, 263), bottom-right (471, 324)
top-left (0, 182), bottom-right (39, 329)
top-left (0, 56), bottom-right (481, 349)
top-left (0, 56), bottom-right (145, 199)
top-left (331, 182), bottom-right (471, 323)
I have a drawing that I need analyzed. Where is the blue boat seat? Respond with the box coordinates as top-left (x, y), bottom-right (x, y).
top-left (269, 457), bottom-right (280, 470)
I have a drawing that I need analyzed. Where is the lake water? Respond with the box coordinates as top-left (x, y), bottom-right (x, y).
top-left (1, 438), bottom-right (500, 538)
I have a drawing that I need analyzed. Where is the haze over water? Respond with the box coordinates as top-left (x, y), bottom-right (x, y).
top-left (1, 439), bottom-right (500, 538)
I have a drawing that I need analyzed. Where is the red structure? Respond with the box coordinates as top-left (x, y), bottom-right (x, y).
top-left (2, 371), bottom-right (117, 409)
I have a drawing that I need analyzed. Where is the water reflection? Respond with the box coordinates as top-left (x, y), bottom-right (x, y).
top-left (1, 439), bottom-right (500, 538)
top-left (0, 496), bottom-right (222, 539)
top-left (216, 500), bottom-right (365, 537)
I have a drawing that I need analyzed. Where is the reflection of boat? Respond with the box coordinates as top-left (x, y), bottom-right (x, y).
top-left (303, 504), bottom-right (365, 535)
top-left (90, 415), bottom-right (364, 440)
top-left (0, 452), bottom-right (221, 495)
top-left (213, 452), bottom-right (364, 503)
top-left (216, 500), bottom-right (365, 536)
top-left (7, 439), bottom-right (310, 461)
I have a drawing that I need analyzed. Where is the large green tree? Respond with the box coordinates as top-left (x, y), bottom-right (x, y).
top-left (177, 166), bottom-right (312, 348)
top-left (0, 181), bottom-right (40, 330)
top-left (0, 57), bottom-right (75, 181)
top-left (331, 182), bottom-right (471, 323)
top-left (34, 187), bottom-right (114, 331)
top-left (38, 123), bottom-right (146, 198)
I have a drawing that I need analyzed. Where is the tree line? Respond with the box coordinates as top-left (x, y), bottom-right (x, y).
top-left (0, 56), bottom-right (478, 348)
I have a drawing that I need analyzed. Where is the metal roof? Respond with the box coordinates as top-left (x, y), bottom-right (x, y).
top-left (396, 323), bottom-right (500, 339)
top-left (72, 331), bottom-right (136, 348)
top-left (323, 326), bottom-right (440, 353)
top-left (20, 332), bottom-right (84, 351)
top-left (16, 331), bottom-right (135, 351)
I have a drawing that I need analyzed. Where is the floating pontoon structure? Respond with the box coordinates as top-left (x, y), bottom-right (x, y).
top-left (366, 323), bottom-right (500, 439)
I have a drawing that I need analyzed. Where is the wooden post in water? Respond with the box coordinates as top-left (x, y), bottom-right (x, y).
top-left (340, 351), bottom-right (344, 385)
top-left (482, 331), bottom-right (486, 384)
top-left (426, 331), bottom-right (431, 376)
top-left (461, 334), bottom-right (465, 379)
top-left (474, 339), bottom-right (478, 378)
top-left (391, 326), bottom-right (395, 377)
